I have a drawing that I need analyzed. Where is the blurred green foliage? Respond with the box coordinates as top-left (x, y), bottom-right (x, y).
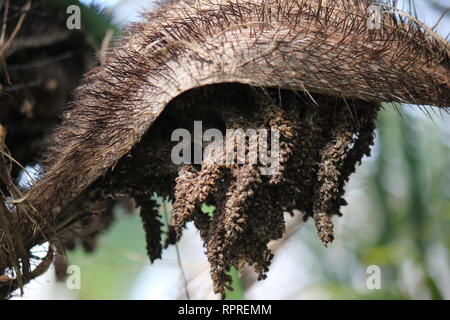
top-left (68, 210), bottom-right (147, 299)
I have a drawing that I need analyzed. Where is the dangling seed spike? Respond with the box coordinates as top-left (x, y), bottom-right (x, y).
top-left (139, 199), bottom-right (163, 263)
top-left (312, 105), bottom-right (356, 246)
top-left (314, 212), bottom-right (335, 246)
top-left (171, 164), bottom-right (224, 237)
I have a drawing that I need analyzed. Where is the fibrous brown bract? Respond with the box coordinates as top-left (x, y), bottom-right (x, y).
top-left (0, 0), bottom-right (449, 298)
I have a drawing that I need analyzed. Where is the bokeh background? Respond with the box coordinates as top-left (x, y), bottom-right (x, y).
top-left (12, 0), bottom-right (450, 300)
